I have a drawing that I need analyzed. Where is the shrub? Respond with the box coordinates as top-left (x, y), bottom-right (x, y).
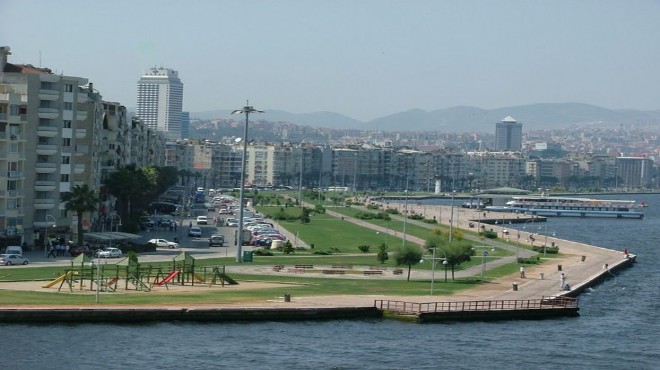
top-left (282, 241), bottom-right (294, 255)
top-left (385, 208), bottom-right (399, 215)
top-left (480, 230), bottom-right (498, 239)
top-left (423, 219), bottom-right (438, 224)
top-left (358, 245), bottom-right (371, 253)
top-left (409, 214), bottom-right (424, 220)
top-left (253, 249), bottom-right (274, 256)
top-left (366, 204), bottom-right (379, 210)
top-left (313, 250), bottom-right (332, 255)
top-left (532, 245), bottom-right (559, 254)
top-left (517, 256), bottom-right (541, 264)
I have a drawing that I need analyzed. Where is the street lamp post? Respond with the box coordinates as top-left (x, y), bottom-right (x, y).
top-left (402, 187), bottom-right (408, 248)
top-left (44, 214), bottom-right (56, 255)
top-left (423, 247), bottom-right (448, 295)
top-left (231, 102), bottom-right (264, 262)
top-left (449, 190), bottom-right (456, 242)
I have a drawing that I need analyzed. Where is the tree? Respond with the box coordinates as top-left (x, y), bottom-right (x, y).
top-left (300, 207), bottom-right (311, 224)
top-left (61, 184), bottom-right (99, 247)
top-left (376, 243), bottom-right (389, 264)
top-left (425, 235), bottom-right (474, 280)
top-left (394, 244), bottom-right (423, 281)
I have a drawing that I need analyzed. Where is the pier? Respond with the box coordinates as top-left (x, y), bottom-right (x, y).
top-left (375, 297), bottom-right (579, 322)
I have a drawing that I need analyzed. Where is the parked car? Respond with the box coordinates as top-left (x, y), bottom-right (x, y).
top-left (147, 238), bottom-right (179, 248)
top-left (254, 238), bottom-right (273, 247)
top-left (0, 254), bottom-right (29, 265)
top-left (188, 226), bottom-right (202, 237)
top-left (69, 245), bottom-right (93, 257)
top-left (196, 216), bottom-right (208, 225)
top-left (209, 234), bottom-right (225, 247)
top-left (225, 218), bottom-right (238, 227)
top-left (97, 247), bottom-right (123, 258)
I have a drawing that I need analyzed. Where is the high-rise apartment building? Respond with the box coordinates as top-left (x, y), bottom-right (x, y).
top-left (495, 116), bottom-right (522, 151)
top-left (136, 67), bottom-right (183, 140)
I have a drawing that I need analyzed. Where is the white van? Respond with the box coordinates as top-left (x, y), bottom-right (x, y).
top-left (5, 245), bottom-right (22, 255)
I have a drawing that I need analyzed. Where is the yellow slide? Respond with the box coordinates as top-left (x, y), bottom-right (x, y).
top-left (192, 273), bottom-right (206, 283)
top-left (42, 271), bottom-right (75, 288)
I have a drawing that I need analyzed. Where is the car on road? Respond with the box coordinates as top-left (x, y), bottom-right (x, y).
top-left (209, 234), bottom-right (225, 247)
top-left (70, 245), bottom-right (94, 257)
top-left (97, 247), bottom-right (123, 258)
top-left (188, 226), bottom-right (202, 237)
top-left (225, 218), bottom-right (238, 227)
top-left (147, 238), bottom-right (179, 248)
top-left (0, 254), bottom-right (29, 265)
top-left (196, 216), bottom-right (208, 225)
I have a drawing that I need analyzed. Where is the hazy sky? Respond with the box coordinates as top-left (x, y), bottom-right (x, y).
top-left (2, 0), bottom-right (659, 121)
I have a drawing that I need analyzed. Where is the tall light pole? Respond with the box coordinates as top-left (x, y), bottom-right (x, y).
top-left (231, 101), bottom-right (264, 262)
top-left (44, 214), bottom-right (56, 255)
top-left (402, 177), bottom-right (409, 248)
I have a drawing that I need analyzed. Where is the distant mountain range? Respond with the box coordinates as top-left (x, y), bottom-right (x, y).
top-left (191, 103), bottom-right (660, 132)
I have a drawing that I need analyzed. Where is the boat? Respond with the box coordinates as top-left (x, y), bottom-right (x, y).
top-left (484, 195), bottom-right (645, 219)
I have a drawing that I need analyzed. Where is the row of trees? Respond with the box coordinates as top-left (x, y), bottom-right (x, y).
top-left (61, 165), bottom-right (180, 247)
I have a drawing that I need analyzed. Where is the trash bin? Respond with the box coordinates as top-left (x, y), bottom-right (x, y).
top-left (540, 273), bottom-right (545, 280)
top-left (242, 251), bottom-right (253, 262)
top-left (557, 264), bottom-right (562, 271)
top-left (284, 293), bottom-right (291, 302)
top-left (512, 283), bottom-right (518, 291)
top-left (581, 255), bottom-right (586, 262)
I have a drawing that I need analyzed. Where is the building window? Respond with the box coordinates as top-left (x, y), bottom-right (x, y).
top-left (62, 138), bottom-right (71, 147)
top-left (61, 156), bottom-right (70, 164)
top-left (65, 84), bottom-right (73, 92)
top-left (63, 120), bottom-right (71, 128)
top-left (60, 174), bottom-right (69, 182)
top-left (64, 102), bottom-right (73, 110)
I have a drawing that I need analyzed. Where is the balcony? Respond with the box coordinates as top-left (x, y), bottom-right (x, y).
top-left (37, 125), bottom-right (58, 137)
top-left (38, 89), bottom-right (60, 100)
top-left (39, 74), bottom-right (59, 83)
top-left (74, 164), bottom-right (86, 174)
top-left (7, 190), bottom-right (22, 197)
top-left (38, 107), bottom-right (59, 119)
top-left (34, 198), bottom-right (56, 210)
top-left (35, 180), bottom-right (56, 192)
top-left (77, 94), bottom-right (88, 103)
top-left (35, 162), bottom-right (57, 173)
top-left (36, 144), bottom-right (58, 155)
top-left (75, 128), bottom-right (86, 139)
top-left (7, 170), bottom-right (23, 178)
top-left (76, 110), bottom-right (88, 120)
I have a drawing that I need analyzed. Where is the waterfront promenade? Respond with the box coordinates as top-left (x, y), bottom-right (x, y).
top-left (0, 202), bottom-right (635, 316)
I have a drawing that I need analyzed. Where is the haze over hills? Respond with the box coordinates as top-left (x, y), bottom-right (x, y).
top-left (190, 103), bottom-right (660, 133)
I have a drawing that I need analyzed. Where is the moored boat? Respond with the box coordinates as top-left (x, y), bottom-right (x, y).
top-left (484, 195), bottom-right (645, 219)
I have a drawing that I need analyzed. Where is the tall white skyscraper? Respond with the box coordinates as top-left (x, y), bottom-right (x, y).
top-left (495, 116), bottom-right (522, 151)
top-left (136, 67), bottom-right (183, 140)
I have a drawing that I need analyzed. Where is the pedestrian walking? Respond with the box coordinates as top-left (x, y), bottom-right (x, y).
top-left (47, 244), bottom-right (56, 258)
top-left (519, 266), bottom-right (526, 278)
top-left (560, 272), bottom-right (566, 290)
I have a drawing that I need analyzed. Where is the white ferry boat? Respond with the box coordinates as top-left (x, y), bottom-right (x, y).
top-left (484, 195), bottom-right (645, 219)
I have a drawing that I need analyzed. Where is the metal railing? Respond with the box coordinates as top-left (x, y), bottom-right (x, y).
top-left (374, 297), bottom-right (578, 314)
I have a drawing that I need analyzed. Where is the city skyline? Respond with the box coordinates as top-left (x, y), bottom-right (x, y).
top-left (2, 0), bottom-right (659, 122)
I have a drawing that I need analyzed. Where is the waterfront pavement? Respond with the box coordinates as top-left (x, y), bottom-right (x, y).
top-left (1, 204), bottom-right (636, 308)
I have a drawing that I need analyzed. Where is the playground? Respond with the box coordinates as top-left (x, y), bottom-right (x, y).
top-left (21, 251), bottom-right (280, 295)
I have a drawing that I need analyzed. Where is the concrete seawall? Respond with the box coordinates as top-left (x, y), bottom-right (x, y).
top-left (0, 306), bottom-right (382, 324)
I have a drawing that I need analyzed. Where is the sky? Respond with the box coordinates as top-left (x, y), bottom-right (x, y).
top-left (2, 0), bottom-right (659, 121)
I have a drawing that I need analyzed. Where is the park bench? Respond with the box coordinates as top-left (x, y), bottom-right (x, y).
top-left (294, 264), bottom-right (314, 269)
top-left (363, 270), bottom-right (383, 275)
top-left (369, 266), bottom-right (385, 270)
top-left (323, 270), bottom-right (346, 275)
top-left (331, 264), bottom-right (353, 269)
top-left (272, 265), bottom-right (284, 272)
top-left (393, 269), bottom-right (404, 275)
top-left (288, 268), bottom-right (305, 273)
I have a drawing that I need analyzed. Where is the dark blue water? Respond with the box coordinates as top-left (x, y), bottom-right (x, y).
top-left (2, 194), bottom-right (658, 369)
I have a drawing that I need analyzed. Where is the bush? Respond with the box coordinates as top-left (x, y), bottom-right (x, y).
top-left (532, 245), bottom-right (559, 254)
top-left (358, 245), bottom-right (371, 253)
top-left (480, 230), bottom-right (498, 239)
top-left (409, 214), bottom-right (424, 221)
top-left (366, 204), bottom-right (379, 210)
top-left (385, 208), bottom-right (399, 215)
top-left (313, 250), bottom-right (332, 255)
top-left (517, 256), bottom-right (540, 264)
top-left (423, 219), bottom-right (438, 224)
top-left (282, 241), bottom-right (294, 255)
top-left (253, 249), bottom-right (274, 256)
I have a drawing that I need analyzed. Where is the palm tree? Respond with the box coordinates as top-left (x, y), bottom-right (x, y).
top-left (61, 184), bottom-right (99, 247)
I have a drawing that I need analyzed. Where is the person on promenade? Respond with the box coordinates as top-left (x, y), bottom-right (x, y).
top-left (47, 244), bottom-right (56, 258)
top-left (560, 272), bottom-right (566, 290)
top-left (520, 266), bottom-right (526, 278)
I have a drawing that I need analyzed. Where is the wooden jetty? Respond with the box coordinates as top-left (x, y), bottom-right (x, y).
top-left (374, 297), bottom-right (579, 322)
